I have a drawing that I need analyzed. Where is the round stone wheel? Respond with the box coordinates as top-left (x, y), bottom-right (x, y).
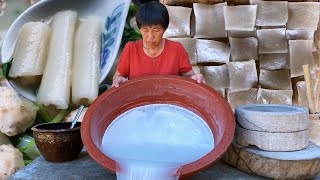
top-left (235, 104), bottom-right (309, 132)
top-left (235, 125), bottom-right (309, 151)
top-left (222, 142), bottom-right (320, 179)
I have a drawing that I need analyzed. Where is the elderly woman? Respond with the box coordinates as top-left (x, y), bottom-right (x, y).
top-left (112, 1), bottom-right (205, 87)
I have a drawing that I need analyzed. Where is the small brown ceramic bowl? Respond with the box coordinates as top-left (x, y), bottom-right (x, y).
top-left (32, 122), bottom-right (83, 162)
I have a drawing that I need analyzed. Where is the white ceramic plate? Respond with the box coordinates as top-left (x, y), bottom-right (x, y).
top-left (0, 0), bottom-right (131, 101)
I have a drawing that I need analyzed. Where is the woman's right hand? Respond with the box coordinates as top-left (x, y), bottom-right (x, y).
top-left (112, 75), bottom-right (128, 88)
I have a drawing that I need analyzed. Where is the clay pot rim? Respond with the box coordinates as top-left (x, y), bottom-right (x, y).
top-left (32, 122), bottom-right (81, 133)
top-left (81, 75), bottom-right (235, 178)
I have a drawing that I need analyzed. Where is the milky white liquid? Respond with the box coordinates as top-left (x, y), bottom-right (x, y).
top-left (101, 104), bottom-right (215, 180)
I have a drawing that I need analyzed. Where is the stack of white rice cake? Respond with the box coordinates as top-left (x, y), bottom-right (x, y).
top-left (223, 104), bottom-right (320, 179)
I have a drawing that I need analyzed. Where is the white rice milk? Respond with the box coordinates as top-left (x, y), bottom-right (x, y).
top-left (101, 104), bottom-right (214, 180)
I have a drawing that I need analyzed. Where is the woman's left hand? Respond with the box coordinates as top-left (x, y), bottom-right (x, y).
top-left (191, 73), bottom-right (206, 84)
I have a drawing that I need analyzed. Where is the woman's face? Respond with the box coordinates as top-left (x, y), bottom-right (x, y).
top-left (140, 24), bottom-right (165, 48)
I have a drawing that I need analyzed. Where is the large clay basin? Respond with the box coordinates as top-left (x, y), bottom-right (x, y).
top-left (81, 75), bottom-right (235, 179)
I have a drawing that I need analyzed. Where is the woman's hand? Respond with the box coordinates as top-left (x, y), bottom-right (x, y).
top-left (191, 73), bottom-right (206, 84)
top-left (182, 71), bottom-right (206, 84)
top-left (112, 75), bottom-right (128, 88)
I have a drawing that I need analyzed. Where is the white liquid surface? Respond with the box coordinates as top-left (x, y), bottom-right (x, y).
top-left (101, 104), bottom-right (215, 180)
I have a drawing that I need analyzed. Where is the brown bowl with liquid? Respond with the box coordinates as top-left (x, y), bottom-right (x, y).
top-left (32, 122), bottom-right (83, 162)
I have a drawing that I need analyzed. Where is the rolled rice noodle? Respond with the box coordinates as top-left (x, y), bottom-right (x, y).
top-left (9, 22), bottom-right (51, 85)
top-left (37, 11), bottom-right (78, 109)
top-left (72, 16), bottom-right (102, 106)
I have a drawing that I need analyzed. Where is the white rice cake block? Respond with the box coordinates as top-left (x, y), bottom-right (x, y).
top-left (286, 30), bottom-right (314, 40)
top-left (223, 5), bottom-right (257, 31)
top-left (230, 37), bottom-right (258, 61)
top-left (192, 66), bottom-right (200, 74)
top-left (9, 22), bottom-right (51, 78)
top-left (235, 125), bottom-right (309, 151)
top-left (235, 104), bottom-right (309, 133)
top-left (257, 88), bottom-right (293, 105)
top-left (37, 11), bottom-right (78, 109)
top-left (72, 16), bottom-right (102, 106)
top-left (286, 30), bottom-right (316, 52)
top-left (296, 81), bottom-right (308, 108)
top-left (193, 2), bottom-right (227, 38)
top-left (227, 88), bottom-right (258, 112)
top-left (169, 38), bottom-right (197, 65)
top-left (289, 40), bottom-right (315, 77)
top-left (250, 0), bottom-right (288, 26)
top-left (257, 28), bottom-right (287, 53)
top-left (228, 60), bottom-right (258, 92)
top-left (200, 65), bottom-right (229, 89)
top-left (163, 5), bottom-right (192, 38)
top-left (196, 39), bottom-right (230, 64)
top-left (259, 53), bottom-right (289, 70)
top-left (228, 29), bottom-right (256, 38)
top-left (259, 69), bottom-right (292, 90)
top-left (287, 2), bottom-right (320, 30)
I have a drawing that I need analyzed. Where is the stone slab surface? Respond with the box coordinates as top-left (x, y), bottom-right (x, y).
top-left (223, 142), bottom-right (320, 179)
top-left (10, 151), bottom-right (272, 180)
top-left (10, 150), bottom-right (320, 180)
top-left (235, 125), bottom-right (309, 151)
top-left (10, 151), bottom-right (117, 180)
top-left (236, 104), bottom-right (309, 132)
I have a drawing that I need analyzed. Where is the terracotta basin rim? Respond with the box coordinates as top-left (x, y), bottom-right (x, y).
top-left (81, 75), bottom-right (235, 178)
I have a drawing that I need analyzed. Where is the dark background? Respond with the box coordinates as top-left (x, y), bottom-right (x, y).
top-left (134, 0), bottom-right (159, 6)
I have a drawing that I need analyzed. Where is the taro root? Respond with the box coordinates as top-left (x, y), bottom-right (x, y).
top-left (0, 86), bottom-right (38, 136)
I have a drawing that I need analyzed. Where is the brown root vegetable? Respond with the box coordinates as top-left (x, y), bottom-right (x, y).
top-left (0, 144), bottom-right (24, 180)
top-left (0, 86), bottom-right (38, 136)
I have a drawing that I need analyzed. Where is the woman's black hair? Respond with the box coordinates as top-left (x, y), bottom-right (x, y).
top-left (136, 1), bottom-right (169, 30)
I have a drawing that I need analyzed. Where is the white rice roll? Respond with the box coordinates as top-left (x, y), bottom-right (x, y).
top-left (72, 16), bottom-right (102, 106)
top-left (37, 11), bottom-right (78, 109)
top-left (9, 22), bottom-right (51, 78)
